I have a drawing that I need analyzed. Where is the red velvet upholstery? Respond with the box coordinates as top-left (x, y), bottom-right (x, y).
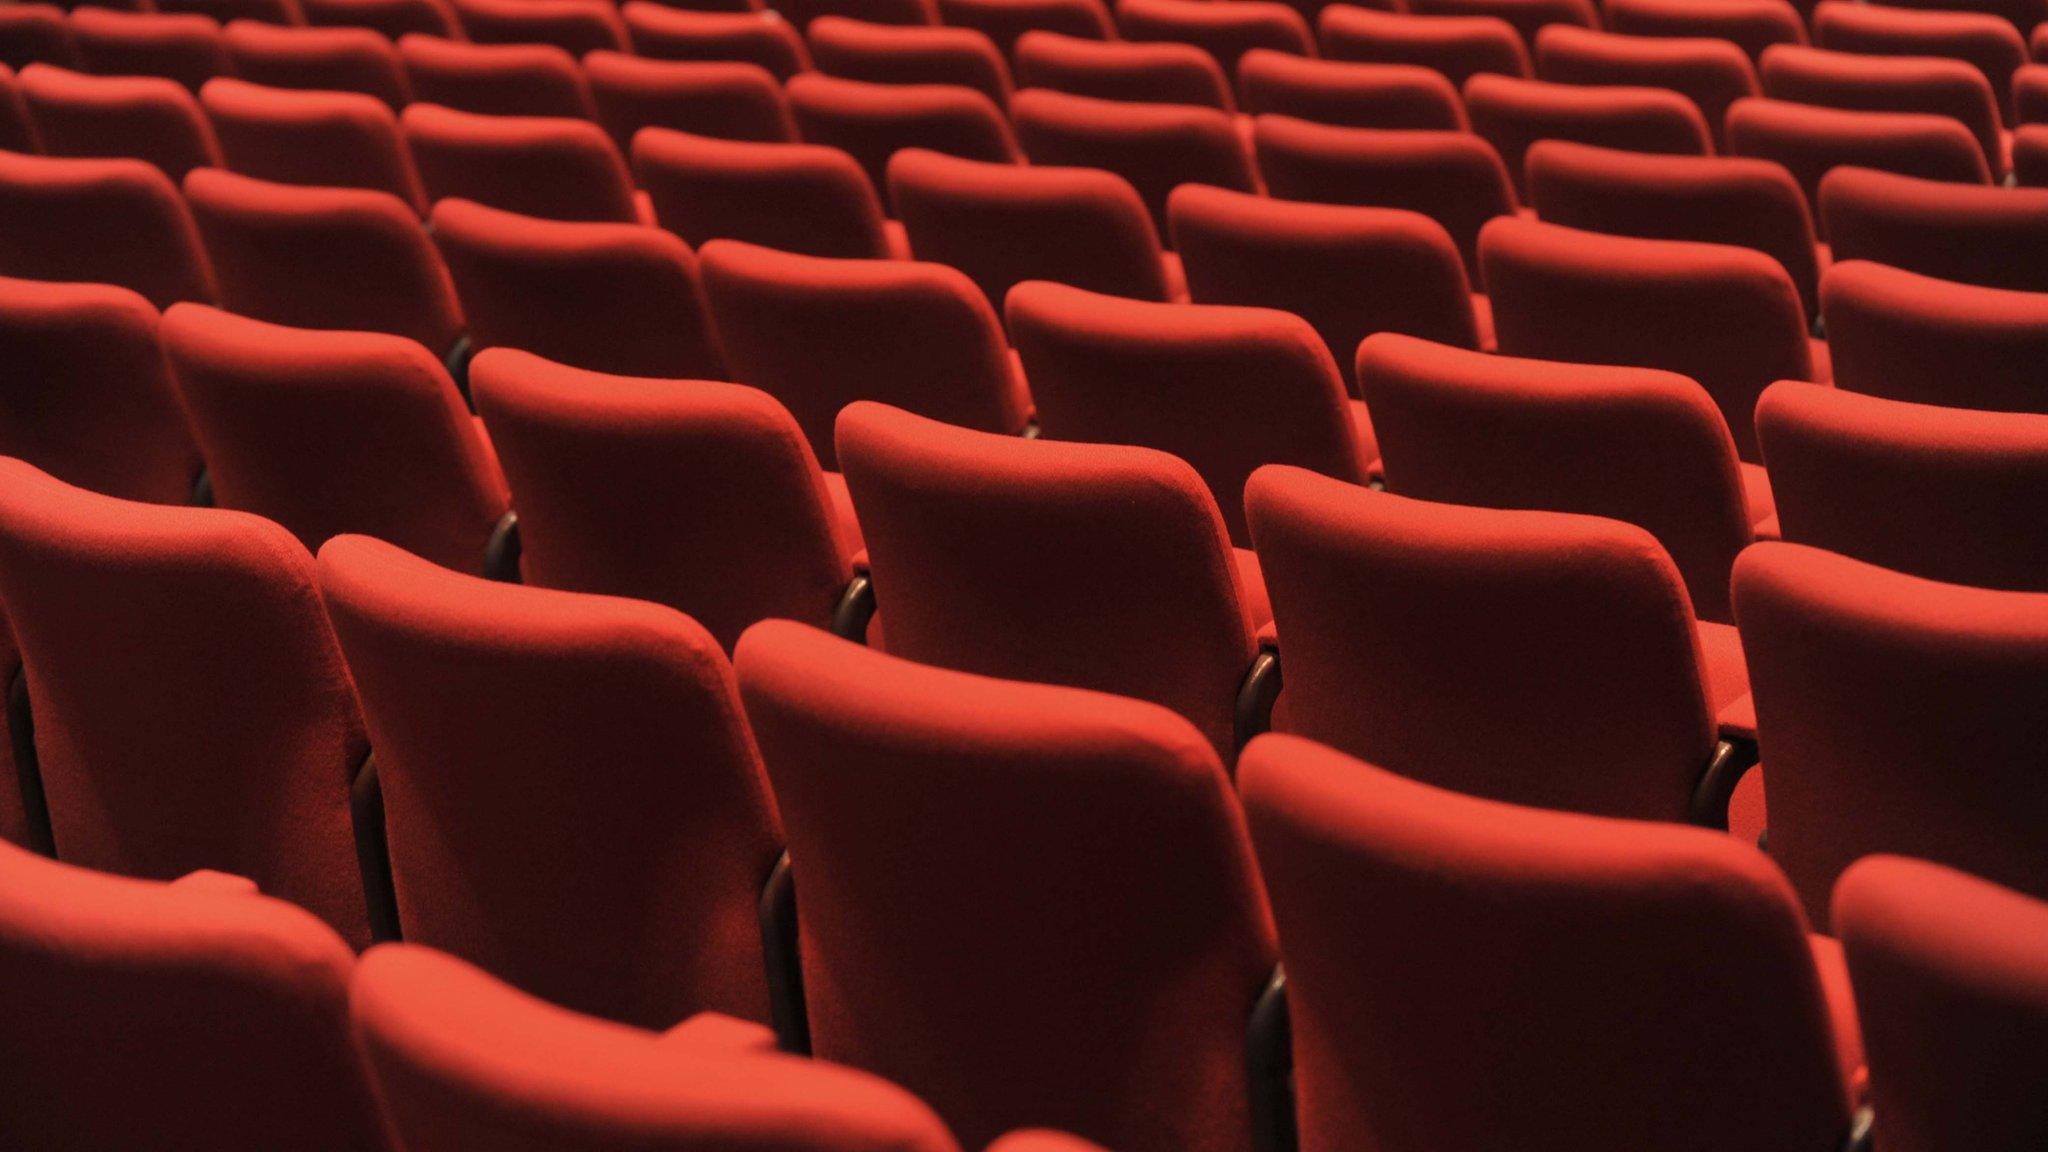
top-left (938, 0), bottom-right (1115, 56)
top-left (785, 72), bottom-right (1021, 197)
top-left (319, 535), bottom-right (782, 1028)
top-left (1822, 260), bottom-right (2048, 412)
top-left (1880, 0), bottom-right (2047, 37)
top-left (1756, 379), bottom-right (2048, 590)
top-left (19, 63), bottom-right (221, 181)
top-left (699, 239), bottom-right (1029, 466)
top-left (432, 197), bottom-right (725, 379)
top-left (1407, 0), bottom-right (1595, 45)
top-left (1013, 30), bottom-right (1234, 110)
top-left (221, 21), bottom-right (411, 107)
top-left (586, 53), bottom-right (796, 148)
top-left (398, 35), bottom-right (597, 120)
top-left (1725, 98), bottom-right (1991, 220)
top-left (1834, 856), bottom-right (2048, 1152)
top-left (350, 943), bottom-right (962, 1152)
top-left (0, 150), bottom-right (216, 308)
top-left (808, 16), bottom-right (1013, 105)
top-left (0, 5), bottom-right (78, 73)
top-left (2016, 120), bottom-right (2048, 180)
top-left (1237, 50), bottom-right (1467, 129)
top-left (2019, 62), bottom-right (2048, 121)
top-left (634, 127), bottom-right (895, 258)
top-left (0, 842), bottom-right (383, 1150)
top-left (1819, 165), bottom-right (2048, 292)
top-left (1526, 139), bottom-right (1821, 316)
top-left (1009, 276), bottom-right (1371, 543)
top-left (773, 0), bottom-right (940, 31)
top-left (182, 167), bottom-right (464, 351)
top-left (622, 3), bottom-right (813, 82)
top-left (1115, 0), bottom-right (1314, 78)
top-left (1317, 5), bottom-right (1532, 90)
top-left (1252, 112), bottom-right (1516, 276)
top-left (155, 0), bottom-right (305, 25)
top-left (469, 348), bottom-right (856, 649)
top-left (732, 619), bottom-right (1275, 1151)
top-left (887, 147), bottom-right (1174, 306)
top-left (1735, 541), bottom-right (2048, 923)
top-left (1358, 333), bottom-right (1754, 622)
top-left (1603, 0), bottom-right (1806, 64)
top-left (1012, 88), bottom-right (1260, 232)
top-left (303, 0), bottom-right (462, 39)
top-left (1761, 44), bottom-right (2005, 174)
top-left (1534, 25), bottom-right (1758, 148)
top-left (405, 103), bottom-right (639, 223)
top-left (0, 458), bottom-right (373, 946)
top-left (0, 64), bottom-right (32, 154)
top-left (70, 8), bottom-right (229, 90)
top-left (1464, 73), bottom-right (1711, 199)
top-left (1237, 732), bottom-right (1854, 1152)
top-left (201, 78), bottom-right (426, 213)
top-left (0, 275), bottom-right (201, 505)
top-left (450, 0), bottom-right (629, 55)
top-left (1812, 1), bottom-right (2025, 126)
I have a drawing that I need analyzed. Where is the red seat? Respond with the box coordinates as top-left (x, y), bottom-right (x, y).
top-left (1317, 5), bottom-right (1532, 91)
top-left (398, 35), bottom-right (597, 120)
top-left (19, 63), bottom-right (220, 181)
top-left (468, 349), bottom-right (860, 649)
top-left (1237, 50), bottom-right (1467, 128)
top-left (201, 78), bottom-right (426, 213)
top-left (1602, 0), bottom-right (1805, 64)
top-left (1534, 25), bottom-right (1758, 148)
top-left (0, 151), bottom-right (215, 308)
top-left (404, 103), bottom-right (640, 223)
top-left (0, 842), bottom-right (382, 1149)
top-left (1725, 97), bottom-right (1991, 220)
top-left (1761, 44), bottom-right (2005, 175)
top-left (318, 534), bottom-right (783, 1029)
top-left (1813, 1), bottom-right (2026, 127)
top-left (1012, 29), bottom-right (1234, 110)
top-left (773, 0), bottom-right (940, 31)
top-left (0, 5), bottom-right (77, 72)
top-left (1879, 0), bottom-right (2047, 38)
top-left (699, 239), bottom-right (1030, 466)
top-left (301, 0), bottom-right (461, 38)
top-left (2017, 120), bottom-right (2048, 180)
top-left (785, 72), bottom-right (1021, 197)
top-left (808, 16), bottom-right (1013, 105)
top-left (732, 618), bottom-right (1277, 1151)
top-left (1011, 87), bottom-right (1259, 233)
top-left (154, 0), bottom-right (306, 25)
top-left (1818, 165), bottom-right (2048, 292)
top-left (2018, 62), bottom-right (2048, 121)
top-left (1237, 732), bottom-right (1856, 1152)
top-left (432, 198), bottom-right (726, 380)
top-left (634, 127), bottom-right (898, 258)
top-left (621, 3), bottom-right (813, 81)
top-left (69, 8), bottom-right (229, 90)
top-left (0, 459), bottom-right (376, 947)
top-left (1010, 276), bottom-right (1372, 544)
top-left (1734, 541), bottom-right (2048, 924)
top-left (449, 0), bottom-right (630, 55)
top-left (1406, 0), bottom-right (1597, 46)
top-left (936, 0), bottom-right (1115, 55)
top-left (221, 20), bottom-right (411, 107)
top-left (586, 53), bottom-right (795, 148)
top-left (1822, 259), bottom-right (2048, 412)
top-left (1464, 72), bottom-right (1711, 199)
top-left (1115, 0), bottom-right (1314, 79)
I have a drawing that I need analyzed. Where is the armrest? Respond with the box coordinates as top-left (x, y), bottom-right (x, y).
top-left (1246, 968), bottom-right (1294, 1152)
top-left (831, 572), bottom-right (875, 643)
top-left (658, 1012), bottom-right (779, 1056)
top-left (758, 852), bottom-right (810, 1056)
top-left (1233, 643), bottom-right (1282, 756)
top-left (483, 511), bottom-right (521, 583)
top-left (1688, 735), bottom-right (1760, 830)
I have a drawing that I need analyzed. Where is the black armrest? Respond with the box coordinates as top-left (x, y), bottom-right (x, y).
top-left (1688, 736), bottom-right (1760, 831)
top-left (483, 511), bottom-right (522, 583)
top-left (6, 666), bottom-right (54, 857)
top-left (1247, 967), bottom-right (1296, 1152)
top-left (758, 852), bottom-right (811, 1055)
top-left (1234, 646), bottom-right (1283, 757)
top-left (351, 753), bottom-right (403, 944)
top-left (444, 335), bottom-right (475, 411)
top-left (1840, 1106), bottom-right (1874, 1152)
top-left (830, 573), bottom-right (875, 644)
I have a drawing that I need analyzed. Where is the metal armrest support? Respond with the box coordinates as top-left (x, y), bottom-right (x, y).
top-left (831, 573), bottom-right (875, 644)
top-left (484, 511), bottom-right (522, 583)
top-left (7, 666), bottom-right (54, 856)
top-left (1248, 968), bottom-right (1296, 1152)
top-left (1688, 735), bottom-right (1760, 831)
top-left (444, 335), bottom-right (475, 411)
top-left (1839, 1107), bottom-right (1874, 1152)
top-left (351, 753), bottom-right (403, 943)
top-left (1234, 645), bottom-right (1283, 755)
top-left (759, 852), bottom-right (811, 1055)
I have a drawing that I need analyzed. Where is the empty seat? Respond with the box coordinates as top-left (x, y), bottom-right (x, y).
top-left (1822, 259), bottom-right (2048, 412)
top-left (1734, 541), bottom-right (2048, 923)
top-left (434, 200), bottom-right (725, 382)
top-left (1818, 165), bottom-right (2048, 292)
top-left (0, 843), bottom-right (382, 1149)
top-left (1011, 87), bottom-right (1259, 232)
top-left (1834, 857), bottom-right (2048, 1152)
top-left (1358, 333), bottom-right (1759, 623)
top-left (1406, 0), bottom-right (1597, 44)
top-left (0, 5), bottom-right (77, 72)
top-left (1755, 380), bottom-right (2048, 591)
top-left (1534, 25), bottom-right (1759, 148)
top-left (449, 0), bottom-right (630, 55)
top-left (1464, 73), bottom-right (1711, 198)
top-left (318, 534), bottom-right (782, 1028)
top-left (1237, 50), bottom-right (1467, 129)
top-left (1012, 30), bottom-right (1234, 110)
top-left (70, 8), bottom-right (229, 90)
top-left (1602, 0), bottom-right (1805, 64)
top-left (939, 0), bottom-right (1115, 54)
top-left (835, 401), bottom-right (1267, 756)
top-left (887, 147), bottom-right (1177, 306)
top-left (1245, 470), bottom-right (1743, 821)
top-left (302, 0), bottom-right (462, 38)
top-left (0, 151), bottom-right (215, 308)
top-left (699, 240), bottom-right (1029, 466)
top-left (1010, 277), bottom-right (1372, 544)
top-left (1812, 1), bottom-right (2026, 126)
top-left (0, 459), bottom-right (374, 946)
top-left (773, 0), bottom-right (940, 30)
top-left (2018, 62), bottom-right (2048, 121)
top-left (404, 103), bottom-right (641, 223)
top-left (182, 167), bottom-right (464, 353)
top-left (1482, 216), bottom-right (1816, 461)
top-left (0, 275), bottom-right (202, 504)
top-left (221, 20), bottom-right (411, 107)
top-left (1724, 98), bottom-right (1991, 217)
top-left (1253, 112), bottom-right (1517, 276)
top-left (1317, 6), bottom-right (1531, 91)
top-left (733, 619), bottom-right (1277, 1151)
top-left (634, 127), bottom-right (899, 258)
top-left (19, 63), bottom-right (220, 181)
top-left (200, 78), bottom-right (426, 213)
top-left (586, 53), bottom-right (796, 148)
top-left (785, 72), bottom-right (1021, 195)
top-left (808, 16), bottom-right (1012, 104)
top-left (1236, 733), bottom-right (1856, 1152)
top-left (1882, 0), bottom-right (2048, 37)
top-left (1761, 44), bottom-right (2005, 175)
top-left (2016, 120), bottom-right (2048, 180)
top-left (1115, 0), bottom-right (1314, 78)
top-left (468, 349), bottom-right (859, 649)
top-left (154, 0), bottom-right (306, 25)
top-left (1525, 139), bottom-right (1821, 317)
top-left (622, 3), bottom-right (813, 81)
top-left (398, 35), bottom-right (597, 120)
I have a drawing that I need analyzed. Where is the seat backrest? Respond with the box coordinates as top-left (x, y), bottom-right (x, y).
top-left (836, 401), bottom-right (1257, 754)
top-left (182, 167), bottom-right (464, 353)
top-left (584, 52), bottom-right (796, 148)
top-left (1237, 732), bottom-right (1853, 1152)
top-left (397, 34), bottom-right (596, 119)
top-left (0, 274), bottom-right (201, 505)
top-left (2016, 121), bottom-right (2048, 185)
top-left (318, 535), bottom-right (782, 1029)
top-left (70, 7), bottom-right (229, 90)
top-left (1834, 856), bottom-right (2048, 1152)
top-left (468, 348), bottom-right (854, 650)
top-left (1404, 0), bottom-right (1597, 44)
top-left (0, 5), bottom-right (78, 73)
top-left (154, 0), bottom-right (305, 25)
top-left (1317, 5), bottom-right (1532, 90)
top-left (403, 103), bottom-right (639, 223)
top-left (200, 77), bottom-right (425, 213)
top-left (698, 239), bottom-right (1029, 467)
top-left (773, 0), bottom-right (940, 32)
top-left (0, 458), bottom-right (372, 946)
top-left (807, 16), bottom-right (1013, 105)
top-left (733, 619), bottom-right (1274, 1152)
top-left (161, 303), bottom-right (506, 569)
top-left (431, 197), bottom-right (725, 380)
top-left (938, 0), bottom-right (1116, 55)
top-left (633, 126), bottom-right (895, 258)
top-left (1481, 215), bottom-right (1810, 461)
top-left (1237, 50), bottom-right (1468, 129)
top-left (1463, 72), bottom-right (1712, 197)
top-left (1602, 0), bottom-right (1806, 63)
top-left (1811, 0), bottom-right (2025, 126)
top-left (621, 2), bottom-right (813, 82)
top-left (350, 943), bottom-right (964, 1152)
top-left (0, 842), bottom-right (382, 1150)
top-left (1818, 165), bottom-right (2048, 292)
top-left (1821, 259), bottom-right (2048, 413)
top-left (303, 0), bottom-right (463, 39)
top-left (449, 0), bottom-right (630, 55)
top-left (1252, 112), bottom-right (1516, 276)
top-left (1013, 29), bottom-right (1234, 110)
top-left (1724, 97), bottom-right (1991, 220)
top-left (1115, 0), bottom-right (1315, 77)
top-left (1533, 24), bottom-right (1759, 147)
top-left (221, 20), bottom-right (411, 107)
top-left (1010, 87), bottom-right (1259, 232)
top-left (1525, 139), bottom-right (1820, 316)
top-left (1009, 276), bottom-right (1369, 545)
top-left (0, 150), bottom-right (215, 308)
top-left (785, 71), bottom-right (1021, 198)
top-left (1244, 468), bottom-right (1717, 818)
top-left (1359, 332), bottom-right (1752, 623)
top-left (1761, 43), bottom-right (2003, 171)
top-left (19, 63), bottom-right (220, 181)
